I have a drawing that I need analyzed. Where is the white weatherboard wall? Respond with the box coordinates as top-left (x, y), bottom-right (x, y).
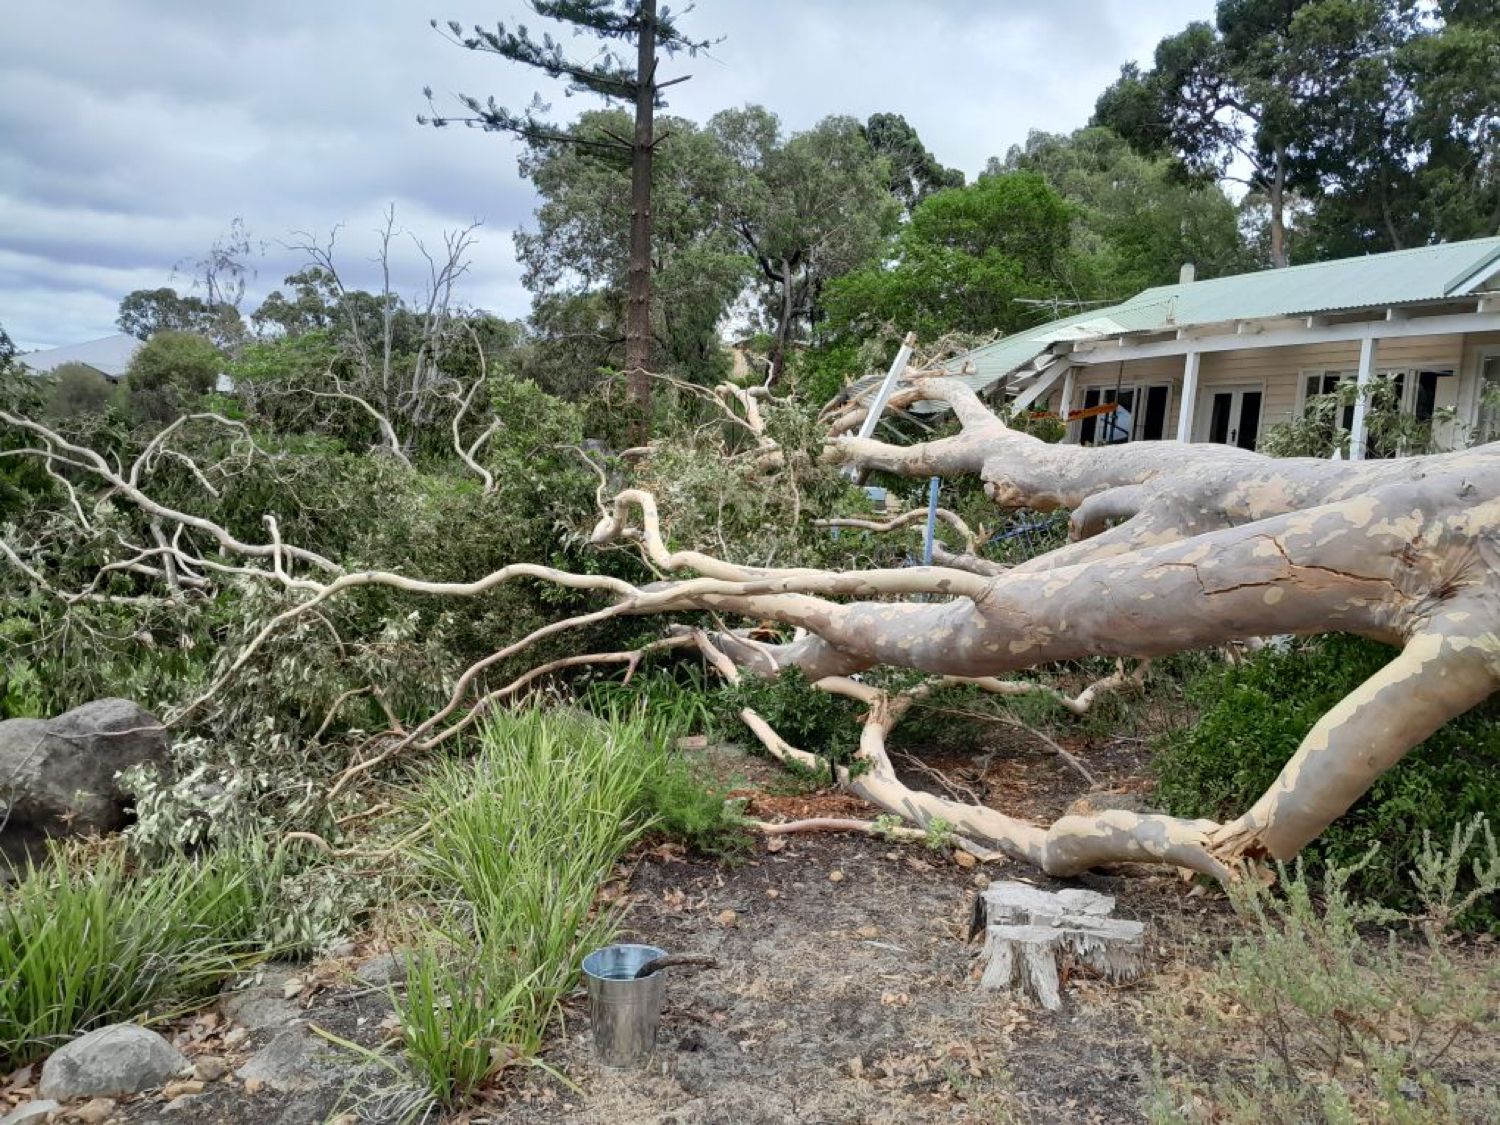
top-left (1042, 333), bottom-right (1476, 445)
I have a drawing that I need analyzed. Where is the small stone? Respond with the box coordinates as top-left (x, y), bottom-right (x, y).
top-left (952, 849), bottom-right (977, 869)
top-left (972, 872), bottom-right (991, 889)
top-left (352, 953), bottom-right (404, 988)
top-left (716, 909), bottom-right (738, 927)
top-left (828, 870), bottom-right (844, 883)
top-left (221, 1027), bottom-right (249, 1048)
top-left (191, 1056), bottom-right (227, 1083)
top-left (764, 835), bottom-right (786, 853)
top-left (220, 966), bottom-right (304, 1030)
top-left (71, 1099), bottom-right (115, 1125)
top-left (328, 942), bottom-right (358, 959)
top-left (38, 1024), bottom-right (186, 1100)
top-left (0, 1100), bottom-right (61, 1125)
top-left (163, 1079), bottom-right (205, 1099)
top-left (243, 1077), bottom-right (264, 1095)
top-left (764, 888), bottom-right (779, 899)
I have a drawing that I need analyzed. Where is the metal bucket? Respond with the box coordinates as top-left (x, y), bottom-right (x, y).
top-left (581, 943), bottom-right (667, 1068)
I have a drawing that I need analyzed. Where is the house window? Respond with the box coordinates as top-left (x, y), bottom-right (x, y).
top-left (1076, 384), bottom-right (1169, 444)
top-left (1302, 370), bottom-right (1357, 432)
top-left (1079, 386), bottom-right (1136, 445)
top-left (1298, 367), bottom-right (1455, 455)
top-left (1140, 385), bottom-right (1170, 440)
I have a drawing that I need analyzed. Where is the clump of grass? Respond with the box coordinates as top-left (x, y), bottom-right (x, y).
top-left (1144, 816), bottom-right (1500, 1122)
top-left (393, 707), bottom-right (661, 1104)
top-left (0, 839), bottom-right (282, 1068)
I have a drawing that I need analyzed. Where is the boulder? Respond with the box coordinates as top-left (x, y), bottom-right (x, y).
top-left (0, 699), bottom-right (168, 840)
top-left (37, 1024), bottom-right (187, 1100)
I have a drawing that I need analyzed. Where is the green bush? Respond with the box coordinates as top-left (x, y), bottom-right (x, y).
top-left (44, 363), bottom-right (115, 419)
top-left (1144, 822), bottom-right (1500, 1122)
top-left (122, 330), bottom-right (222, 421)
top-left (716, 665), bottom-right (863, 767)
top-left (1154, 634), bottom-right (1500, 929)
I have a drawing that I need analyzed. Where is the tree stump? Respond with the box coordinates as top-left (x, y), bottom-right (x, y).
top-left (973, 882), bottom-right (1146, 1010)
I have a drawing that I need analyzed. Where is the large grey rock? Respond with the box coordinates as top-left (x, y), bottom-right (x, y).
top-left (37, 1024), bottom-right (187, 1100)
top-left (0, 699), bottom-right (168, 838)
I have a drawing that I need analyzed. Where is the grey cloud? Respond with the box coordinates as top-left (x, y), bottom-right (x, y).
top-left (1, 0), bottom-right (1209, 350)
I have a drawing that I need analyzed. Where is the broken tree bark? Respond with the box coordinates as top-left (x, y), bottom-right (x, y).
top-left (973, 882), bottom-right (1145, 1010)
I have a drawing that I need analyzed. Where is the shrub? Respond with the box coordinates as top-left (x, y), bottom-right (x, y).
top-left (44, 363), bottom-right (115, 419)
top-left (716, 665), bottom-right (863, 766)
top-left (1153, 634), bottom-right (1500, 929)
top-left (1144, 821), bottom-right (1500, 1122)
top-left (122, 330), bottom-right (222, 421)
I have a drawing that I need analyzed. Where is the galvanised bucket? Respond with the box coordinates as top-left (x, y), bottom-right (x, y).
top-left (581, 943), bottom-right (668, 1068)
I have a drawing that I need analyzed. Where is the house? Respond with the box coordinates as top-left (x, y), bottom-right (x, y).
top-left (947, 236), bottom-right (1500, 458)
top-left (18, 334), bottom-right (142, 380)
top-left (20, 332), bottom-right (234, 393)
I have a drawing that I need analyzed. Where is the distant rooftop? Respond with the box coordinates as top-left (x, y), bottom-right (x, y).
top-left (19, 334), bottom-right (142, 380)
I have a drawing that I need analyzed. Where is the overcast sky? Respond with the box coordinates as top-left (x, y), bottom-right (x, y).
top-left (0, 0), bottom-right (1212, 351)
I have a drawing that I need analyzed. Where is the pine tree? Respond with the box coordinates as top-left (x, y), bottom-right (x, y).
top-left (422, 2), bottom-right (711, 434)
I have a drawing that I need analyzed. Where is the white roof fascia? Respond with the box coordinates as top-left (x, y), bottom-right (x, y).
top-left (1072, 309), bottom-right (1500, 366)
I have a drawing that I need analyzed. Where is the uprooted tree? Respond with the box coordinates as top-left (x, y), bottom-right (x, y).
top-left (2, 366), bottom-right (1497, 883)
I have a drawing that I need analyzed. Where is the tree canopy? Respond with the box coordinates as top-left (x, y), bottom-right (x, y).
top-left (1096, 0), bottom-right (1499, 267)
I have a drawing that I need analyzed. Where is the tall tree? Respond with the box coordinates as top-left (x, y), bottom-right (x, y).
top-left (116, 287), bottom-right (226, 341)
top-left (996, 127), bottom-right (1252, 297)
top-left (1291, 0), bottom-right (1499, 258)
top-left (1095, 4), bottom-right (1324, 268)
top-left (1098, 1), bottom-right (1499, 268)
top-left (823, 171), bottom-right (1075, 341)
top-left (711, 108), bottom-right (899, 381)
top-left (422, 1), bottom-right (711, 431)
top-left (863, 112), bottom-right (964, 214)
top-left (513, 110), bottom-right (750, 394)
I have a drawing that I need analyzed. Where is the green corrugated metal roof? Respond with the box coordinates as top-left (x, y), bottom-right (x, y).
top-left (948, 235), bottom-right (1500, 393)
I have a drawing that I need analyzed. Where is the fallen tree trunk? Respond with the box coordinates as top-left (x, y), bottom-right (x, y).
top-left (4, 374), bottom-right (1497, 882)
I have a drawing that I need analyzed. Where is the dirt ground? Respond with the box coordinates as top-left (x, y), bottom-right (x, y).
top-left (39, 731), bottom-right (1491, 1124)
top-left (75, 735), bottom-right (1238, 1125)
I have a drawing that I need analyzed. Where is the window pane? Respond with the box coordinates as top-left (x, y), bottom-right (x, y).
top-left (1080, 388), bottom-right (1101, 444)
top-left (1209, 393), bottom-right (1232, 444)
top-left (1142, 385), bottom-right (1169, 441)
top-left (1237, 392), bottom-right (1262, 450)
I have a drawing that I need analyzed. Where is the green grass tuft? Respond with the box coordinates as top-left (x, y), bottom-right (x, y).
top-left (0, 840), bottom-right (283, 1068)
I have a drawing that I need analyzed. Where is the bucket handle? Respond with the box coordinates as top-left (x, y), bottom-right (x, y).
top-left (633, 953), bottom-right (718, 979)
